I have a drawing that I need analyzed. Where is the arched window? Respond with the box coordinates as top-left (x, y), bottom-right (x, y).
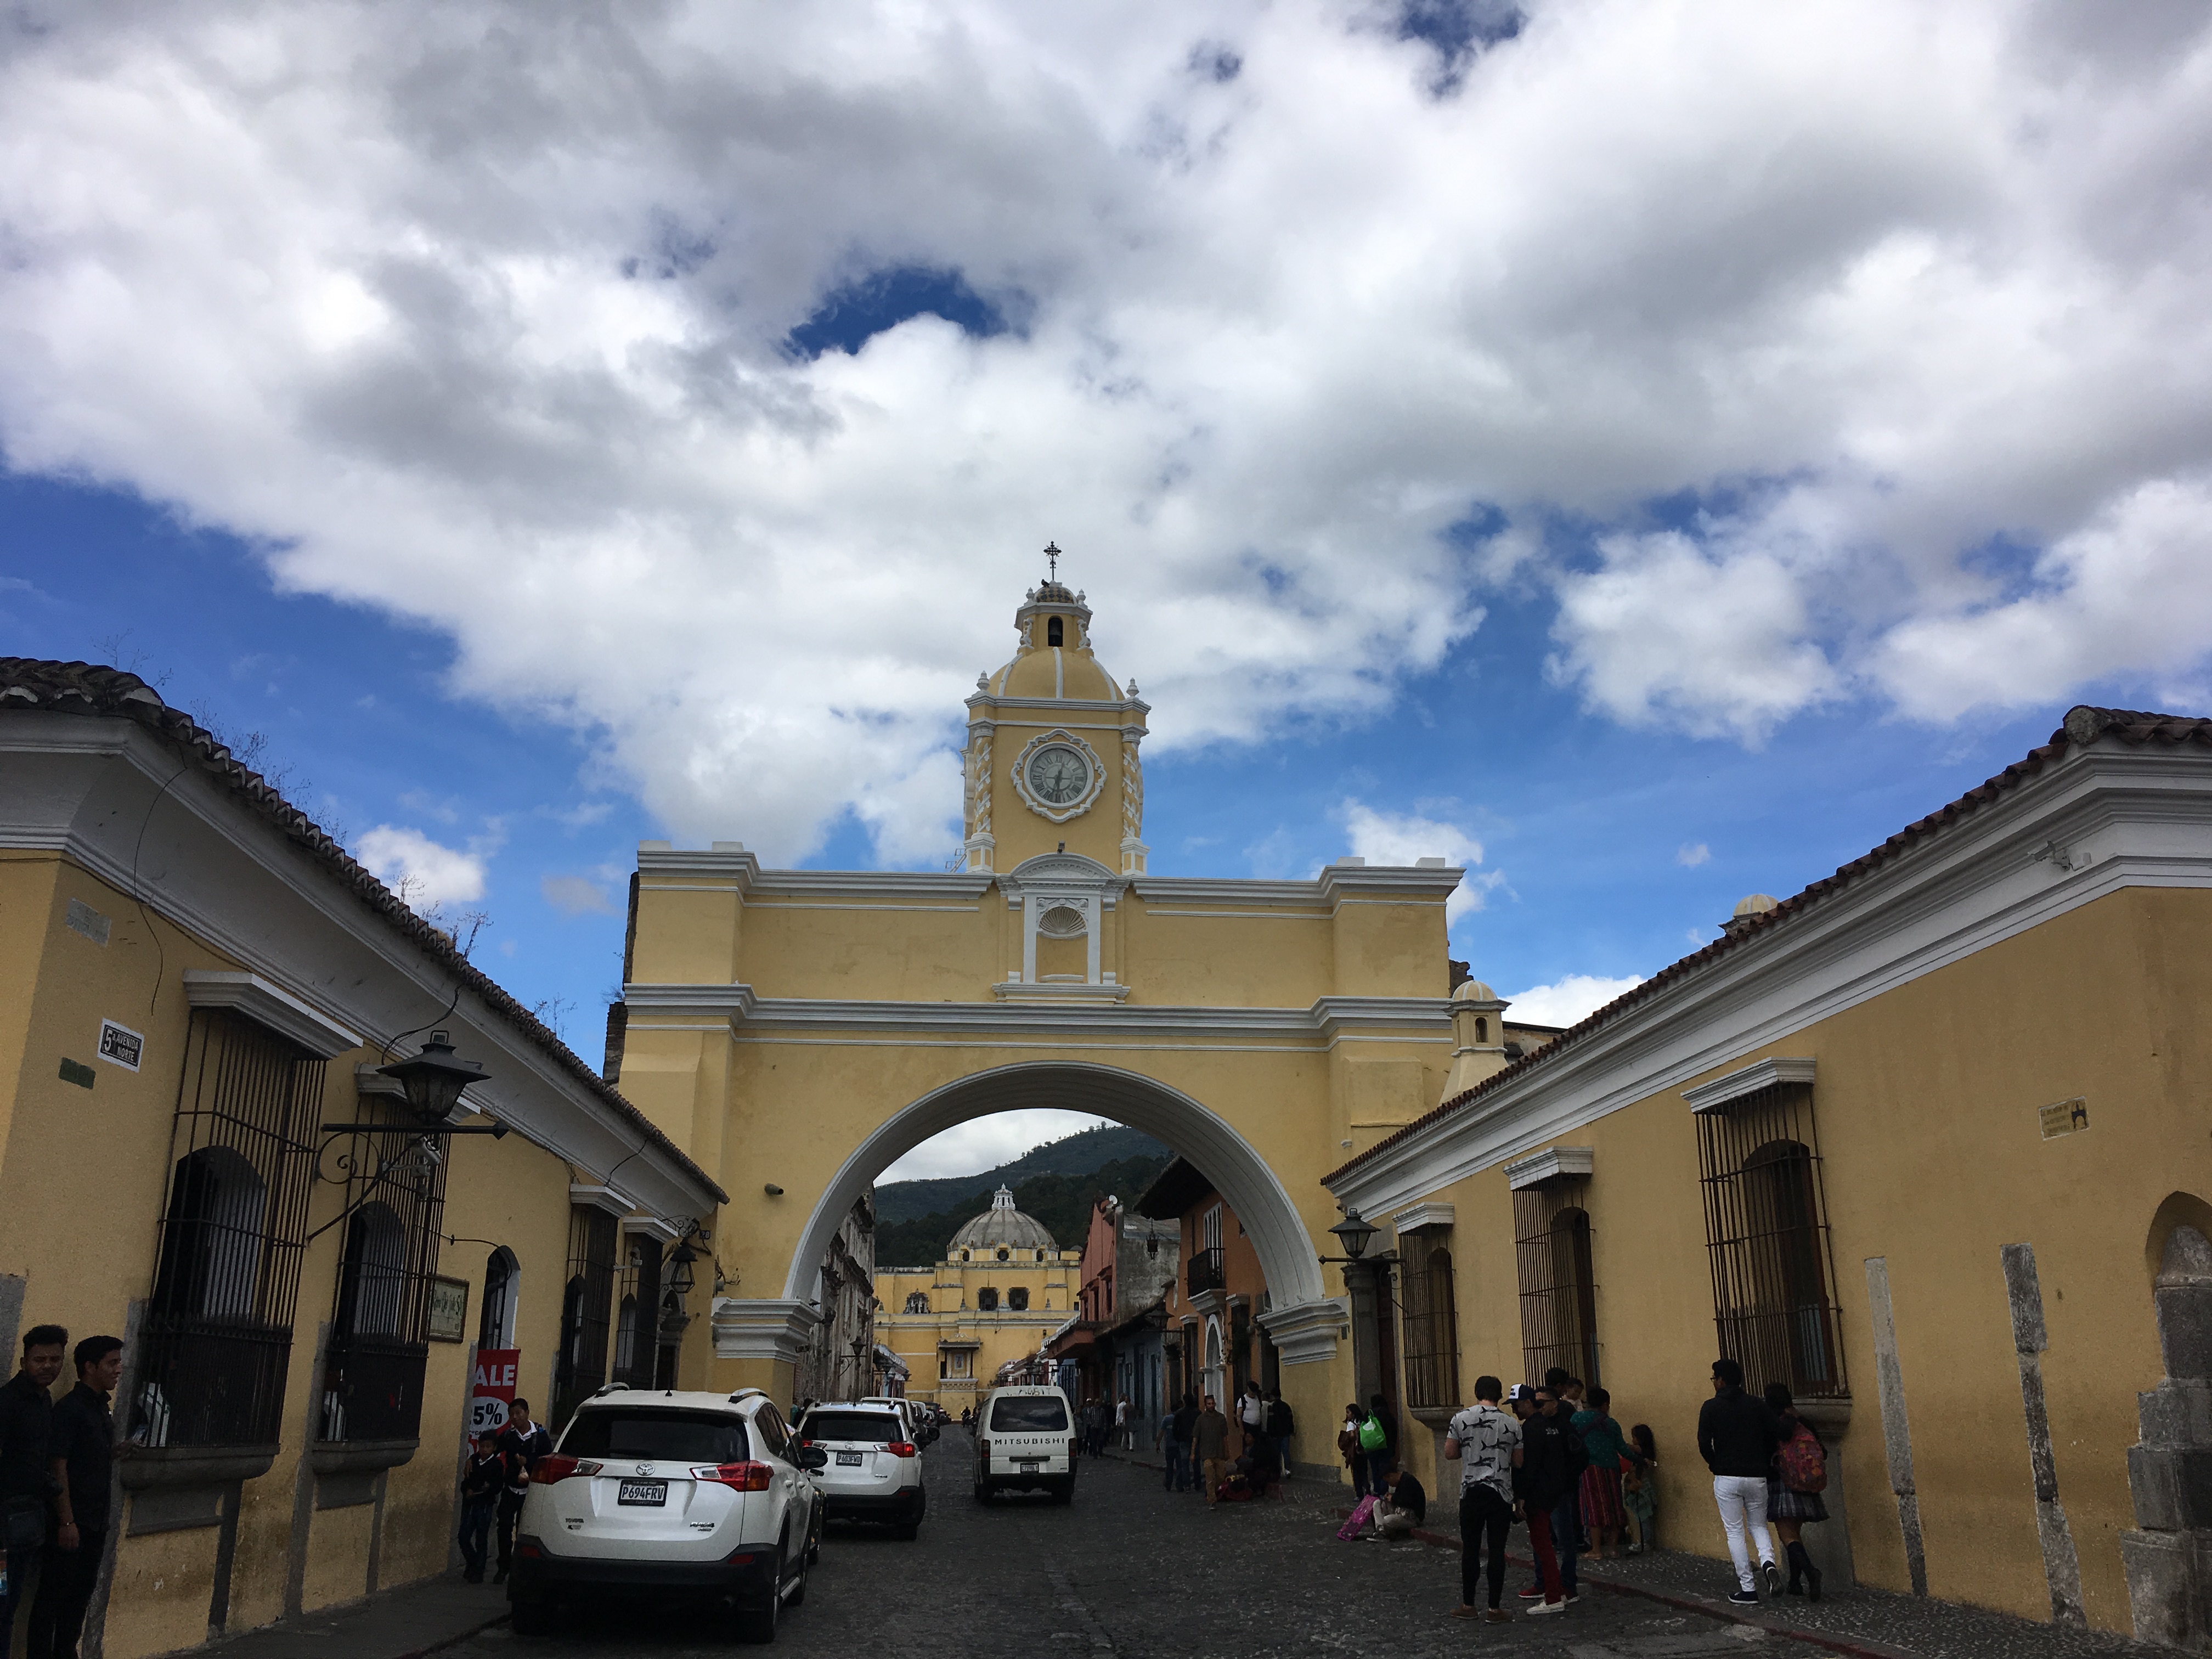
top-left (1047, 616), bottom-right (1064, 646)
top-left (335, 1203), bottom-right (407, 1340)
top-left (978, 1288), bottom-right (1000, 1312)
top-left (904, 1291), bottom-right (930, 1314)
top-left (153, 1146), bottom-right (268, 1321)
top-left (961, 1250), bottom-right (971, 1261)
top-left (613, 1295), bottom-right (640, 1376)
top-left (1009, 1287), bottom-right (1030, 1311)
top-left (480, 1247), bottom-right (518, 1350)
top-left (997, 1248), bottom-right (1010, 1262)
top-left (1513, 1178), bottom-right (1600, 1388)
top-left (1036, 1249), bottom-right (1047, 1261)
top-left (1737, 1141), bottom-right (1835, 1387)
top-left (1476, 1017), bottom-right (1489, 1043)
top-left (1402, 1244), bottom-right (1460, 1409)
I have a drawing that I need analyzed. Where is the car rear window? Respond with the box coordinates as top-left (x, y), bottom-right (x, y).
top-left (990, 1395), bottom-right (1069, 1433)
top-left (559, 1408), bottom-right (750, 1463)
top-left (801, 1412), bottom-right (901, 1444)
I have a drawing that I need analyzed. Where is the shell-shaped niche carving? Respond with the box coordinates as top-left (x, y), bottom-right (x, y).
top-left (1037, 904), bottom-right (1088, 939)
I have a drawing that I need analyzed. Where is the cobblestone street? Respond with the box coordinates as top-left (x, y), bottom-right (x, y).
top-left (470, 1436), bottom-right (1796, 1659)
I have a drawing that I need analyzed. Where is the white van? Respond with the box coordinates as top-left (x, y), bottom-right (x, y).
top-left (972, 1385), bottom-right (1076, 1503)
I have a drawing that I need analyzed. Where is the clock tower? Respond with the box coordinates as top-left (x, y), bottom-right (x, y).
top-left (962, 549), bottom-right (1149, 878)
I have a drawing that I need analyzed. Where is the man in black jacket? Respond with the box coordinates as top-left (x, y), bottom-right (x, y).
top-left (1507, 1385), bottom-right (1568, 1612)
top-left (1515, 1386), bottom-right (1583, 1611)
top-left (0, 1325), bottom-right (68, 1659)
top-left (29, 1335), bottom-right (120, 1659)
top-left (1697, 1358), bottom-right (1783, 1605)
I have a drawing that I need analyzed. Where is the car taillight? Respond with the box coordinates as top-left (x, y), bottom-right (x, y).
top-left (691, 1462), bottom-right (774, 1491)
top-left (888, 1441), bottom-right (916, 1458)
top-left (1069, 1437), bottom-right (1080, 1457)
top-left (529, 1456), bottom-right (602, 1484)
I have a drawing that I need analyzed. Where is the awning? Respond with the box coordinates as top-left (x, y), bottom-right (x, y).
top-left (873, 1343), bottom-right (909, 1377)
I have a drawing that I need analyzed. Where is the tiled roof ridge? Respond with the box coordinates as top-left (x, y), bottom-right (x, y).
top-left (1325, 703), bottom-right (2212, 1189)
top-left (0, 657), bottom-right (727, 1205)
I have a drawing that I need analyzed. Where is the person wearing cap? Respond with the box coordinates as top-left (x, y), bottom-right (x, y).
top-left (1508, 1384), bottom-right (1568, 1612)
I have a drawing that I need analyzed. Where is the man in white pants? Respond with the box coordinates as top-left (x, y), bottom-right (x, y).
top-left (1696, 1358), bottom-right (1784, 1606)
top-left (1115, 1396), bottom-right (1131, 1450)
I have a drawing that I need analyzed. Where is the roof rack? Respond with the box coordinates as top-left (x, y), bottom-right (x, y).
top-left (727, 1387), bottom-right (766, 1402)
top-left (591, 1382), bottom-right (632, 1397)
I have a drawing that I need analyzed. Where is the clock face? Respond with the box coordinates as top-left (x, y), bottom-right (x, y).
top-left (1026, 744), bottom-right (1091, 806)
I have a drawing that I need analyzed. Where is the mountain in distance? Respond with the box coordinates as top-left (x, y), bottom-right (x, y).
top-left (872, 1123), bottom-right (1173, 1269)
top-left (872, 1122), bottom-right (1170, 1224)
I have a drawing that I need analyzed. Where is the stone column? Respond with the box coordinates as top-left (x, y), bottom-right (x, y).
top-left (2124, 1224), bottom-right (2212, 1648)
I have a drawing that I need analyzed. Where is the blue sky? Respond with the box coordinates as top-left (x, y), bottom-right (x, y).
top-left (4, 2), bottom-right (2208, 1178)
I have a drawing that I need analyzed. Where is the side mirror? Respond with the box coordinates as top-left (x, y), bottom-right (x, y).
top-left (795, 1446), bottom-right (828, 1471)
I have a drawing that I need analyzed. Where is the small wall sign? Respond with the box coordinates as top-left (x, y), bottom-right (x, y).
top-left (2039, 1097), bottom-right (2088, 1141)
top-left (58, 1058), bottom-right (95, 1090)
top-left (97, 1020), bottom-right (143, 1072)
top-left (427, 1276), bottom-right (470, 1344)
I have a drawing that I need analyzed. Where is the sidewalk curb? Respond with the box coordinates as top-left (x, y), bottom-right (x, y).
top-left (1335, 1509), bottom-right (1914, 1659)
top-left (391, 1611), bottom-right (511, 1659)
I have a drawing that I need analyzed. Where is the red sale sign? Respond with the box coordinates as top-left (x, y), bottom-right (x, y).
top-left (470, 1348), bottom-right (520, 1441)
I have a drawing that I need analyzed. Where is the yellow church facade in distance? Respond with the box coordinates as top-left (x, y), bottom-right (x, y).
top-left (612, 566), bottom-right (1467, 1453)
top-left (872, 1186), bottom-right (1079, 1408)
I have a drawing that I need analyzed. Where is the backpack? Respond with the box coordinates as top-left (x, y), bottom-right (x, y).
top-left (1357, 1414), bottom-right (1387, 1452)
top-left (1561, 1419), bottom-right (1590, 1478)
top-left (1780, 1426), bottom-right (1827, 1493)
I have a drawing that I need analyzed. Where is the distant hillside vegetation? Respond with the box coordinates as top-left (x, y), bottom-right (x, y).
top-left (872, 1122), bottom-right (1170, 1226)
top-left (873, 1125), bottom-right (1172, 1268)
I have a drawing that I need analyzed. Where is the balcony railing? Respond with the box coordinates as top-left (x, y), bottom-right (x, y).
top-left (133, 1318), bottom-right (293, 1448)
top-left (1187, 1247), bottom-right (1224, 1296)
top-left (319, 1336), bottom-right (430, 1443)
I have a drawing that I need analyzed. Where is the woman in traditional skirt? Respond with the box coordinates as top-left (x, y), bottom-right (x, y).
top-left (1763, 1383), bottom-right (1829, 1600)
top-left (1570, 1387), bottom-right (1629, 1558)
top-left (1622, 1423), bottom-right (1658, 1551)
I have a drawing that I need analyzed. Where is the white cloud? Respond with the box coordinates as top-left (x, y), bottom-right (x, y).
top-left (1505, 972), bottom-right (1645, 1029)
top-left (357, 825), bottom-right (487, 906)
top-left (878, 1110), bottom-right (1115, 1184)
top-left (3, 0), bottom-right (2212, 856)
top-left (540, 874), bottom-right (618, 917)
top-left (1338, 798), bottom-right (1495, 924)
top-left (1677, 842), bottom-right (1710, 867)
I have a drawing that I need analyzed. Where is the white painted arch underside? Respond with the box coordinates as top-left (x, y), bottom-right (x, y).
top-left (779, 1061), bottom-right (1328, 1310)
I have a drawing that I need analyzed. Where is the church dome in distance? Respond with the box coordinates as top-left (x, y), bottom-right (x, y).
top-left (1452, 978), bottom-right (1499, 1003)
top-left (982, 562), bottom-right (1130, 704)
top-left (948, 1186), bottom-right (1058, 1253)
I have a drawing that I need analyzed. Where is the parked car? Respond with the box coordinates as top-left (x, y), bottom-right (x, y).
top-left (860, 1394), bottom-right (935, 1446)
top-left (507, 1386), bottom-right (826, 1643)
top-left (972, 1385), bottom-right (1076, 1504)
top-left (794, 1402), bottom-right (926, 1538)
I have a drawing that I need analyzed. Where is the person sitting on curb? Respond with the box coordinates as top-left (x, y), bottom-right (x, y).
top-left (1376, 1465), bottom-right (1427, 1539)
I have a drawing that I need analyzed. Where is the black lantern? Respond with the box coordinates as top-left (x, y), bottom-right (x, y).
top-left (375, 1029), bottom-right (488, 1125)
top-left (666, 1243), bottom-right (698, 1297)
top-left (1328, 1206), bottom-right (1378, 1262)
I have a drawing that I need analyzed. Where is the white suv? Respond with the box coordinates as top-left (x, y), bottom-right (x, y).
top-left (507, 1387), bottom-right (825, 1643)
top-left (973, 1385), bottom-right (1076, 1504)
top-left (795, 1403), bottom-right (926, 1538)
top-left (859, 1395), bottom-right (935, 1446)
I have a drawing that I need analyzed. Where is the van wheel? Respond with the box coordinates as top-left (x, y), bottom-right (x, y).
top-left (508, 1600), bottom-right (555, 1638)
top-left (1051, 1479), bottom-right (1075, 1505)
top-left (973, 1481), bottom-right (992, 1504)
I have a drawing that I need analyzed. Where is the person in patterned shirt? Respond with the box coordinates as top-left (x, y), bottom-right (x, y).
top-left (1444, 1375), bottom-right (1522, 1621)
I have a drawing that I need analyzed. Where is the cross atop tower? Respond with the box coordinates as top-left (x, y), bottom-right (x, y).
top-left (1043, 541), bottom-right (1060, 583)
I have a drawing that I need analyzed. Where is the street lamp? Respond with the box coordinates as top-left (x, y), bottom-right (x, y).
top-left (666, 1243), bottom-right (698, 1298)
top-left (1328, 1207), bottom-right (1378, 1262)
top-left (375, 1029), bottom-right (489, 1126)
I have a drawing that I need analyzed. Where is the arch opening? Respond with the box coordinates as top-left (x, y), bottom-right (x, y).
top-left (776, 1062), bottom-right (1330, 1315)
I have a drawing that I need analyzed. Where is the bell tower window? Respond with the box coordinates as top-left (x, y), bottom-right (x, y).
top-left (1047, 616), bottom-right (1063, 646)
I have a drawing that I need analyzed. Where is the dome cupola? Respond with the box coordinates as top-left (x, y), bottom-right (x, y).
top-left (947, 1185), bottom-right (1059, 1255)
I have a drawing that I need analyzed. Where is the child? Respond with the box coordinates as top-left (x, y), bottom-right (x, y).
top-left (457, 1433), bottom-right (503, 1582)
top-left (1622, 1423), bottom-right (1659, 1554)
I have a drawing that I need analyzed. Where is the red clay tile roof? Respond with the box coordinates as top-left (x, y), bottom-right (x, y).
top-left (0, 657), bottom-right (726, 1205)
top-left (1325, 704), bottom-right (2212, 1188)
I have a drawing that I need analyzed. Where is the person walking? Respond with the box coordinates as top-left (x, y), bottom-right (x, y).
top-left (1698, 1359), bottom-right (1783, 1605)
top-left (1516, 1385), bottom-right (1584, 1609)
top-left (0, 1325), bottom-right (67, 1659)
top-left (1338, 1402), bottom-right (1365, 1495)
top-left (1446, 1375), bottom-right (1521, 1623)
top-left (493, 1398), bottom-right (551, 1584)
top-left (1115, 1395), bottom-right (1131, 1452)
top-left (456, 1433), bottom-right (504, 1584)
top-left (1764, 1384), bottom-right (1829, 1600)
top-left (26, 1336), bottom-right (119, 1659)
top-left (1507, 1385), bottom-right (1568, 1614)
top-left (1622, 1424), bottom-right (1660, 1553)
top-left (1193, 1393), bottom-right (1231, 1508)
top-left (1167, 1391), bottom-right (1198, 1492)
top-left (1237, 1382), bottom-right (1264, 1459)
top-left (1265, 1387), bottom-right (1294, 1477)
top-left (1572, 1387), bottom-right (1629, 1560)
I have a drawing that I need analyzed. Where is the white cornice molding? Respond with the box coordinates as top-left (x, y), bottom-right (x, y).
top-left (182, 970), bottom-right (360, 1059)
top-left (1392, 1202), bottom-right (1456, 1233)
top-left (711, 1297), bottom-right (821, 1363)
top-left (1683, 1057), bottom-right (1817, 1114)
top-left (1330, 740), bottom-right (2212, 1215)
top-left (622, 983), bottom-right (1452, 1045)
top-left (0, 716), bottom-right (719, 1219)
top-left (635, 845), bottom-right (997, 904)
top-left (568, 1183), bottom-right (637, 1217)
top-left (1256, 1297), bottom-right (1348, 1365)
top-left (620, 1214), bottom-right (684, 1243)
top-left (1504, 1147), bottom-right (1594, 1190)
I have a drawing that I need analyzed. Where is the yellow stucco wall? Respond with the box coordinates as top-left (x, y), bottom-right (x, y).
top-left (1406, 887), bottom-right (2212, 1634)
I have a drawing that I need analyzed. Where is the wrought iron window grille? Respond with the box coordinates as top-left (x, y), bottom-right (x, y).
top-left (551, 1205), bottom-right (618, 1430)
top-left (1400, 1246), bottom-right (1461, 1410)
top-left (1513, 1178), bottom-right (1601, 1389)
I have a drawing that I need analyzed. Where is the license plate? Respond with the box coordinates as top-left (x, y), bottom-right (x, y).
top-left (1017, 1459), bottom-right (1042, 1471)
top-left (617, 1480), bottom-right (667, 1506)
top-left (836, 1451), bottom-right (862, 1466)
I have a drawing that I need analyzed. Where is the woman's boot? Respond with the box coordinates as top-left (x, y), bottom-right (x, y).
top-left (1788, 1540), bottom-right (1822, 1601)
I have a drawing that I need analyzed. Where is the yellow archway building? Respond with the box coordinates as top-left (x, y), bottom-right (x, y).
top-left (611, 567), bottom-right (1465, 1445)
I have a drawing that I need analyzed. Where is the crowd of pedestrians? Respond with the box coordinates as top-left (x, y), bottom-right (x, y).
top-left (1149, 1382), bottom-right (1294, 1507)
